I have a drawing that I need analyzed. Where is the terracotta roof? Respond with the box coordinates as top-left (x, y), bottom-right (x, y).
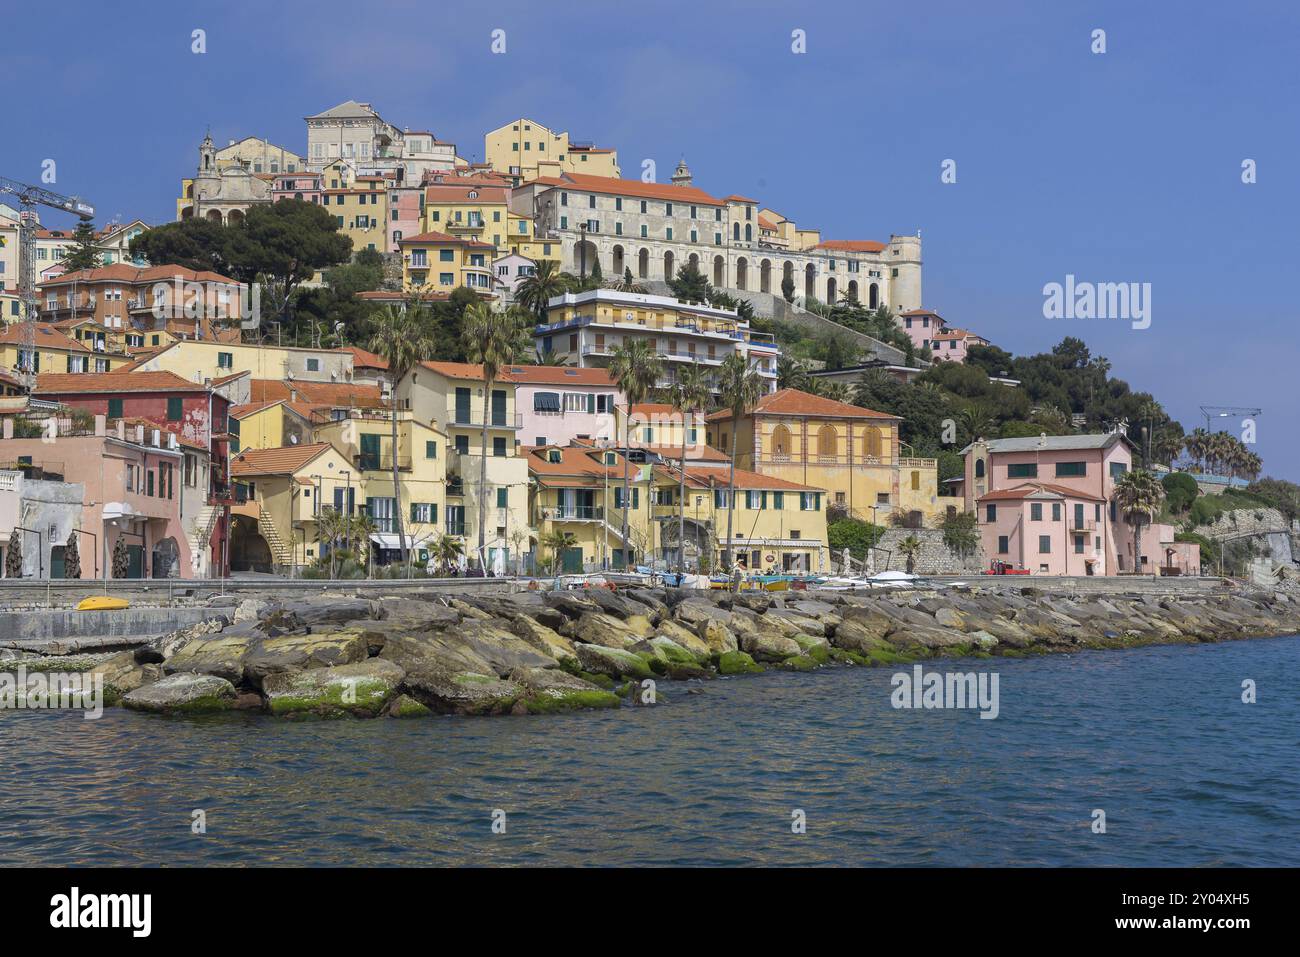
top-left (229, 399), bottom-right (284, 419)
top-left (250, 379), bottom-right (385, 408)
top-left (624, 402), bottom-right (676, 416)
top-left (230, 442), bottom-right (334, 477)
top-left (423, 184), bottom-right (510, 203)
top-left (723, 194), bottom-right (759, 203)
top-left (706, 388), bottom-right (898, 422)
top-left (535, 172), bottom-right (724, 207)
top-left (343, 346), bottom-right (388, 369)
top-left (355, 290), bottom-right (453, 302)
top-left (0, 323), bottom-right (88, 351)
top-left (639, 443), bottom-right (730, 463)
top-left (900, 309), bottom-right (944, 318)
top-left (932, 328), bottom-right (986, 342)
top-left (502, 365), bottom-right (617, 386)
top-left (527, 445), bottom-right (639, 483)
top-left (34, 371), bottom-right (207, 394)
top-left (675, 465), bottom-right (822, 492)
top-left (757, 216), bottom-right (779, 231)
top-left (38, 264), bottom-right (240, 287)
top-left (397, 230), bottom-right (494, 248)
top-left (815, 240), bottom-right (887, 253)
top-left (976, 482), bottom-right (1104, 504)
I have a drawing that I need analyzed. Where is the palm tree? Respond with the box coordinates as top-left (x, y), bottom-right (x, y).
top-left (316, 507), bottom-right (349, 578)
top-left (368, 303), bottom-right (433, 575)
top-left (347, 510), bottom-right (377, 575)
top-left (608, 340), bottom-right (663, 569)
top-left (463, 303), bottom-right (528, 568)
top-left (605, 268), bottom-right (647, 294)
top-left (959, 403), bottom-right (996, 444)
top-left (540, 529), bottom-right (577, 575)
top-left (1184, 428), bottom-right (1210, 472)
top-left (515, 260), bottom-right (574, 320)
top-left (532, 349), bottom-right (569, 366)
top-left (716, 352), bottom-right (762, 582)
top-left (898, 535), bottom-right (922, 575)
top-left (667, 363), bottom-right (712, 575)
top-left (431, 532), bottom-right (464, 576)
top-left (1114, 469), bottom-right (1166, 574)
top-left (776, 355), bottom-right (807, 391)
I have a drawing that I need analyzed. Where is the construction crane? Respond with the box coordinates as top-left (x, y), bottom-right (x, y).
top-left (0, 175), bottom-right (95, 387)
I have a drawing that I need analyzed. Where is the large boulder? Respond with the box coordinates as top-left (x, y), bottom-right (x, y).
top-left (510, 614), bottom-right (578, 663)
top-left (401, 667), bottom-right (523, 716)
top-left (648, 635), bottom-right (702, 665)
top-left (263, 660), bottom-right (405, 717)
top-left (696, 618), bottom-right (738, 655)
top-left (569, 612), bottom-right (650, 650)
top-left (829, 616), bottom-right (893, 654)
top-left (268, 598), bottom-right (375, 628)
top-left (141, 617), bottom-right (226, 662)
top-left (653, 620), bottom-right (713, 660)
top-left (89, 650), bottom-right (151, 701)
top-left (584, 589), bottom-right (647, 621)
top-left (717, 650), bottom-right (764, 675)
top-left (544, 592), bottom-right (602, 621)
top-left (508, 666), bottom-right (620, 713)
top-left (162, 632), bottom-right (259, 684)
top-left (450, 621), bottom-right (560, 675)
top-left (242, 630), bottom-right (370, 688)
top-left (123, 674), bottom-right (236, 713)
top-left (738, 630), bottom-right (803, 662)
top-left (378, 630), bottom-right (499, 675)
top-left (674, 598), bottom-right (733, 629)
top-left (573, 643), bottom-right (654, 680)
top-left (372, 600), bottom-right (462, 630)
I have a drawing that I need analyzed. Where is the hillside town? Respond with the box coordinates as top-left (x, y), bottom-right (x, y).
top-left (0, 101), bottom-right (1288, 584)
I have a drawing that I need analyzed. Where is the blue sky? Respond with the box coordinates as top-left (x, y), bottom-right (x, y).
top-left (11, 0), bottom-right (1298, 476)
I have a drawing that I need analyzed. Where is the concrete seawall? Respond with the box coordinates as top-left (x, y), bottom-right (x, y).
top-left (0, 607), bottom-right (223, 652)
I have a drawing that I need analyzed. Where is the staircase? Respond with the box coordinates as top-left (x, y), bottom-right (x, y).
top-left (257, 506), bottom-right (294, 569)
top-left (186, 504), bottom-right (223, 575)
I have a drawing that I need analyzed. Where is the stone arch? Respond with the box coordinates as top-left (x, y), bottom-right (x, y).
top-left (736, 257), bottom-right (748, 291)
top-left (575, 239), bottom-right (598, 278)
top-left (637, 247), bottom-right (649, 279)
top-left (770, 424), bottom-right (792, 459)
top-left (611, 244), bottom-right (626, 276)
top-left (151, 536), bottom-right (181, 579)
top-left (868, 282), bottom-right (879, 309)
top-left (760, 259), bottom-right (772, 294)
top-left (744, 223), bottom-right (752, 242)
top-left (687, 252), bottom-right (700, 271)
top-left (805, 263), bottom-right (816, 300)
top-left (782, 261), bottom-right (794, 289)
top-left (205, 209), bottom-right (224, 224)
top-left (226, 208), bottom-right (245, 226)
top-left (179, 206), bottom-right (194, 220)
top-left (733, 222), bottom-right (741, 242)
top-left (826, 277), bottom-right (837, 304)
top-left (816, 423), bottom-right (837, 457)
top-left (663, 250), bottom-right (675, 282)
top-left (974, 458), bottom-right (986, 478)
top-left (713, 255), bottom-right (725, 287)
top-left (847, 279), bottom-right (859, 302)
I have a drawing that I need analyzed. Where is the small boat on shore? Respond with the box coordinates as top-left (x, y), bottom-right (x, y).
top-left (76, 596), bottom-right (130, 611)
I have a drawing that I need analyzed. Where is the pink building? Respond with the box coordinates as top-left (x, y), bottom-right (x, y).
top-left (1, 415), bottom-right (193, 578)
top-left (387, 184), bottom-right (423, 249)
top-left (929, 327), bottom-right (989, 362)
top-left (271, 172), bottom-right (323, 205)
top-left (509, 365), bottom-right (625, 448)
top-left (898, 309), bottom-right (947, 352)
top-left (964, 432), bottom-right (1199, 576)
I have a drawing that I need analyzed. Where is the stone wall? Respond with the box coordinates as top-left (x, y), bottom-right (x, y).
top-left (870, 528), bottom-right (986, 575)
top-left (1197, 507), bottom-right (1298, 567)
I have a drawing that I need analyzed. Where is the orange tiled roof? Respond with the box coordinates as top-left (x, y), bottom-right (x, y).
top-left (38, 264), bottom-right (240, 287)
top-left (396, 230), bottom-right (494, 248)
top-left (0, 323), bottom-right (89, 351)
top-left (977, 482), bottom-right (1104, 503)
top-left (34, 371), bottom-right (207, 394)
top-left (527, 445), bottom-right (639, 484)
top-left (815, 240), bottom-right (886, 253)
top-left (230, 442), bottom-right (334, 477)
top-left (229, 399), bottom-right (284, 419)
top-left (706, 388), bottom-right (897, 422)
top-left (502, 365), bottom-right (616, 386)
top-left (249, 379), bottom-right (385, 407)
top-left (535, 172), bottom-right (725, 207)
top-left (676, 465), bottom-right (822, 492)
top-left (343, 346), bottom-right (388, 369)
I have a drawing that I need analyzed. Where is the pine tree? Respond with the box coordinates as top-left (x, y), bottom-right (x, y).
top-left (63, 221), bottom-right (103, 272)
top-left (5, 532), bottom-right (22, 579)
top-left (64, 531), bottom-right (81, 579)
top-left (112, 537), bottom-right (130, 579)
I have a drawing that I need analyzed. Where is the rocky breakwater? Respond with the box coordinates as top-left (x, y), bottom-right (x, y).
top-left (4, 584), bottom-right (1298, 719)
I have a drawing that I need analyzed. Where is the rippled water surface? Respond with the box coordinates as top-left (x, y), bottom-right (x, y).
top-left (2, 636), bottom-right (1297, 866)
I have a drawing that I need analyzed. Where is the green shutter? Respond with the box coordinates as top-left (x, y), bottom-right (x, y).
top-left (587, 393), bottom-right (595, 414)
top-left (632, 487), bottom-right (639, 509)
top-left (496, 487), bottom-right (508, 508)
top-left (761, 491), bottom-right (768, 510)
top-left (107, 398), bottom-right (123, 418)
top-left (167, 397), bottom-right (183, 421)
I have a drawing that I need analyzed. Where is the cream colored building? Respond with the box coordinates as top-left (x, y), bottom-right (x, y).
top-left (125, 340), bottom-right (356, 385)
top-left (396, 360), bottom-right (530, 570)
top-left (484, 117), bottom-right (620, 185)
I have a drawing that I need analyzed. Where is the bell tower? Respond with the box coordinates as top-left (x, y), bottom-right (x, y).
top-left (671, 157), bottom-right (692, 187)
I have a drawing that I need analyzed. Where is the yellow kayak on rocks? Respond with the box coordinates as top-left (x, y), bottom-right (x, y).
top-left (76, 596), bottom-right (130, 611)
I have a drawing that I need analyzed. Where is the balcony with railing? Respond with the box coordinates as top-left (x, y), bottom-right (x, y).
top-left (354, 453), bottom-right (411, 473)
top-left (542, 505), bottom-right (605, 522)
top-left (1070, 517), bottom-right (1098, 533)
top-left (449, 409), bottom-right (523, 430)
top-left (445, 520), bottom-right (467, 536)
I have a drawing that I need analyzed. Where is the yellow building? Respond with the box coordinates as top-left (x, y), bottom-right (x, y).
top-left (706, 388), bottom-right (942, 527)
top-left (124, 339), bottom-right (356, 384)
top-left (322, 174), bottom-right (389, 253)
top-left (527, 444), bottom-right (657, 572)
top-left (422, 181), bottom-right (512, 250)
top-left (484, 118), bottom-right (620, 185)
top-left (653, 463), bottom-right (831, 573)
top-left (229, 441), bottom-right (356, 571)
top-left (0, 322), bottom-right (129, 375)
top-left (396, 361), bottom-right (530, 570)
top-left (229, 399), bottom-right (287, 452)
top-left (312, 409), bottom-right (449, 562)
top-left (397, 232), bottom-right (494, 293)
